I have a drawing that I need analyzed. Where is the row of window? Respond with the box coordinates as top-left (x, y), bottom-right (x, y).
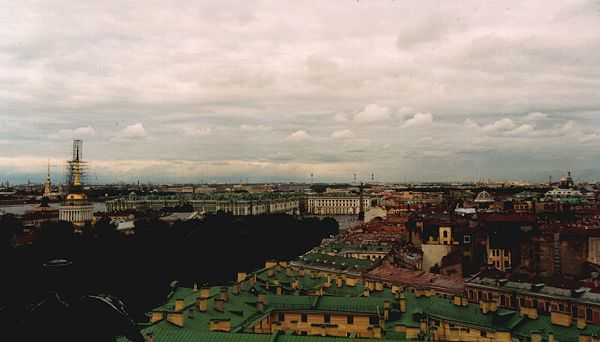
top-left (309, 200), bottom-right (369, 206)
top-left (489, 249), bottom-right (510, 257)
top-left (467, 288), bottom-right (599, 322)
top-left (432, 321), bottom-right (488, 337)
top-left (275, 313), bottom-right (379, 325)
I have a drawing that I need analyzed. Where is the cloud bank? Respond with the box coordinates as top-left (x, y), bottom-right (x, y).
top-left (1, 1), bottom-right (600, 182)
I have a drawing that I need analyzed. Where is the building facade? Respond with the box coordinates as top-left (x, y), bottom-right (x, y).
top-left (306, 194), bottom-right (379, 216)
top-left (106, 193), bottom-right (300, 216)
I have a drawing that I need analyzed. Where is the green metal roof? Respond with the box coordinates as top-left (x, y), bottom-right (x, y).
top-left (121, 261), bottom-right (599, 342)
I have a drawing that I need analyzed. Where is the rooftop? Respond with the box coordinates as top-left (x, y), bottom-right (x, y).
top-left (118, 262), bottom-right (600, 342)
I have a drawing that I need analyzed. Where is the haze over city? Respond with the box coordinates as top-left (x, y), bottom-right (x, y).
top-left (2, 0), bottom-right (600, 183)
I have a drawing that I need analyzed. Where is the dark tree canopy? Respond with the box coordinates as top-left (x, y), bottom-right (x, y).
top-left (0, 213), bottom-right (338, 341)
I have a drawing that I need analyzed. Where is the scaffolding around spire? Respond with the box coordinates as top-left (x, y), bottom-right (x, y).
top-left (66, 140), bottom-right (87, 190)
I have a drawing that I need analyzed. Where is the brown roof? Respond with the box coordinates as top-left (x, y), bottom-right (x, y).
top-left (366, 264), bottom-right (464, 294)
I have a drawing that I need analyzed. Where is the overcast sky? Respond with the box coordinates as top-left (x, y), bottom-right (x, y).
top-left (1, 0), bottom-right (600, 184)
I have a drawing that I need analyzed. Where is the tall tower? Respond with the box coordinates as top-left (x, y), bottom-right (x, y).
top-left (358, 182), bottom-right (365, 222)
top-left (59, 140), bottom-right (93, 228)
top-left (68, 139), bottom-right (86, 190)
top-left (43, 159), bottom-right (52, 197)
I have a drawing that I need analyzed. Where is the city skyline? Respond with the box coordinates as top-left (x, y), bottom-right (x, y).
top-left (2, 1), bottom-right (600, 182)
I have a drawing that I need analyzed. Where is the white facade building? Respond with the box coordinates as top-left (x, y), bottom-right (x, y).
top-left (306, 194), bottom-right (378, 215)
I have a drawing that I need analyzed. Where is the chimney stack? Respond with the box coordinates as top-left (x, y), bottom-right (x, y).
top-left (175, 298), bottom-right (185, 312)
top-left (197, 288), bottom-right (210, 312)
top-left (324, 275), bottom-right (331, 288)
top-left (220, 287), bottom-right (229, 302)
top-left (214, 298), bottom-right (225, 313)
top-left (257, 294), bottom-right (267, 312)
top-left (232, 283), bottom-right (240, 295)
top-left (383, 300), bottom-right (390, 320)
top-left (399, 293), bottom-right (407, 313)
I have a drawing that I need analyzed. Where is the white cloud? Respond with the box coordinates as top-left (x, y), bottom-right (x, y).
top-left (402, 113), bottom-right (433, 128)
top-left (286, 130), bottom-right (311, 142)
top-left (464, 119), bottom-right (480, 129)
top-left (331, 129), bottom-right (354, 139)
top-left (505, 124), bottom-right (535, 136)
top-left (468, 117), bottom-right (577, 139)
top-left (50, 125), bottom-right (96, 140)
top-left (482, 118), bottom-right (516, 132)
top-left (118, 123), bottom-right (147, 140)
top-left (354, 104), bottom-right (391, 124)
top-left (524, 112), bottom-right (549, 121)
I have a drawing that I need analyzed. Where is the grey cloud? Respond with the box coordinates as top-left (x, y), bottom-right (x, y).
top-left (0, 1), bottom-right (599, 182)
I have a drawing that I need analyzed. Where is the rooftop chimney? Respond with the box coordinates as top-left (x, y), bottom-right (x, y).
top-left (197, 288), bottom-right (210, 312)
top-left (383, 300), bottom-right (390, 320)
top-left (232, 283), bottom-right (240, 295)
top-left (399, 294), bottom-right (406, 313)
top-left (175, 298), bottom-right (185, 312)
top-left (214, 298), bottom-right (225, 313)
top-left (220, 287), bottom-right (229, 302)
top-left (257, 294), bottom-right (267, 312)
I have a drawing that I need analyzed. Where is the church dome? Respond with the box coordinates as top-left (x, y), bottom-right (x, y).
top-left (474, 190), bottom-right (494, 203)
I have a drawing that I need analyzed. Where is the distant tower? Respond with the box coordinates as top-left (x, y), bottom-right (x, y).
top-left (68, 139), bottom-right (85, 190)
top-left (310, 173), bottom-right (314, 184)
top-left (43, 159), bottom-right (52, 198)
top-left (567, 170), bottom-right (574, 187)
top-left (371, 173), bottom-right (374, 182)
top-left (353, 173), bottom-right (357, 183)
top-left (358, 182), bottom-right (365, 222)
top-left (59, 140), bottom-right (93, 228)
